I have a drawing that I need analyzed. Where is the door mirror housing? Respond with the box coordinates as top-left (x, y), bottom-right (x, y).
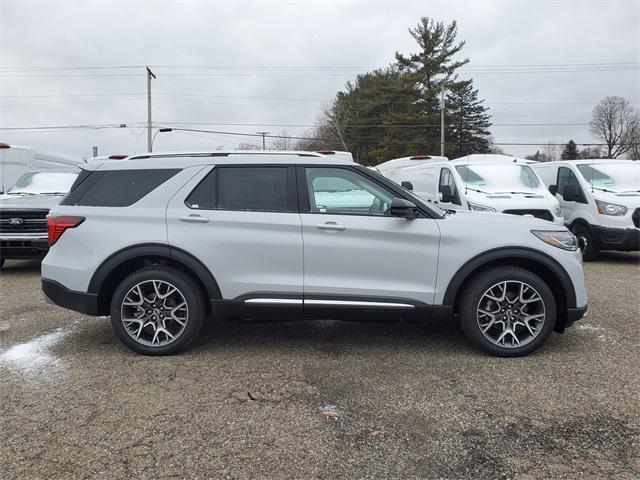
top-left (401, 181), bottom-right (414, 191)
top-left (439, 185), bottom-right (454, 203)
top-left (548, 184), bottom-right (558, 196)
top-left (562, 184), bottom-right (582, 202)
top-left (388, 198), bottom-right (417, 219)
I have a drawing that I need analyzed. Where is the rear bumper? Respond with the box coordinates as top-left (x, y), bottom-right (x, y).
top-left (592, 226), bottom-right (640, 251)
top-left (42, 278), bottom-right (99, 316)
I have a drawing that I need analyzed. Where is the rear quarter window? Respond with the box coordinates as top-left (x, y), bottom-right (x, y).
top-left (61, 169), bottom-right (180, 207)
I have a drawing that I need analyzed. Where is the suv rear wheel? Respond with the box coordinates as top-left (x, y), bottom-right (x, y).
top-left (458, 266), bottom-right (556, 357)
top-left (110, 266), bottom-right (205, 355)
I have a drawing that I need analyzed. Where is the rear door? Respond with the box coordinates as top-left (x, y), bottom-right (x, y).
top-left (298, 165), bottom-right (441, 317)
top-left (166, 165), bottom-right (303, 314)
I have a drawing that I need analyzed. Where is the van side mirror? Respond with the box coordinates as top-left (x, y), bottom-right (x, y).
top-left (388, 198), bottom-right (417, 219)
top-left (440, 185), bottom-right (454, 203)
top-left (401, 181), bottom-right (414, 191)
top-left (548, 184), bottom-right (557, 196)
top-left (561, 184), bottom-right (582, 202)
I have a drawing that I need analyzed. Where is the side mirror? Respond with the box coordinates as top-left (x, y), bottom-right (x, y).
top-left (548, 184), bottom-right (557, 196)
top-left (388, 198), bottom-right (417, 219)
top-left (562, 184), bottom-right (582, 202)
top-left (439, 185), bottom-right (454, 203)
top-left (401, 181), bottom-right (414, 191)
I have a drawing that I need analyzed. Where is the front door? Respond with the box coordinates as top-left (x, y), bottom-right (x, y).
top-left (298, 166), bottom-right (441, 319)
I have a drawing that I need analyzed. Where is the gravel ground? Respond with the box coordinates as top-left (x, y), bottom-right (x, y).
top-left (1, 253), bottom-right (639, 479)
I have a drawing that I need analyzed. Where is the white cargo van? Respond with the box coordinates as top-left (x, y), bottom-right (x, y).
top-left (379, 154), bottom-right (563, 225)
top-left (0, 143), bottom-right (83, 194)
top-left (532, 159), bottom-right (639, 260)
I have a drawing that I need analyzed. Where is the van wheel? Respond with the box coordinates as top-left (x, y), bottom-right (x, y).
top-left (110, 266), bottom-right (205, 355)
top-left (571, 224), bottom-right (598, 261)
top-left (458, 266), bottom-right (556, 357)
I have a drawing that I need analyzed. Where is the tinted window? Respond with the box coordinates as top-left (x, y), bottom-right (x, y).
top-left (439, 168), bottom-right (461, 205)
top-left (61, 169), bottom-right (180, 207)
top-left (305, 167), bottom-right (395, 216)
top-left (556, 167), bottom-right (583, 197)
top-left (186, 169), bottom-right (217, 209)
top-left (218, 167), bottom-right (288, 212)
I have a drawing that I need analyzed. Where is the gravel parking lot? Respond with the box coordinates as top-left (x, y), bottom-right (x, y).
top-left (1, 254), bottom-right (639, 479)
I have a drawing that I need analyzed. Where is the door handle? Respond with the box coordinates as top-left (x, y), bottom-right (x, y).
top-left (315, 222), bottom-right (346, 232)
top-left (179, 214), bottom-right (209, 224)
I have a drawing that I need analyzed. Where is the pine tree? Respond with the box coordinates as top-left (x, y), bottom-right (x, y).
top-left (561, 140), bottom-right (580, 160)
top-left (446, 82), bottom-right (491, 158)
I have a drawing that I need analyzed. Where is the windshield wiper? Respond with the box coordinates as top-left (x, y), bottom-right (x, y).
top-left (464, 186), bottom-right (494, 195)
top-left (590, 186), bottom-right (619, 193)
top-left (493, 191), bottom-right (537, 195)
top-left (6, 192), bottom-right (36, 196)
top-left (40, 192), bottom-right (67, 195)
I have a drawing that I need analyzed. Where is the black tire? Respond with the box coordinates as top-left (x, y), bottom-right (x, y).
top-left (571, 224), bottom-right (598, 261)
top-left (0, 259), bottom-right (4, 269)
top-left (458, 266), bottom-right (557, 357)
top-left (110, 266), bottom-right (205, 355)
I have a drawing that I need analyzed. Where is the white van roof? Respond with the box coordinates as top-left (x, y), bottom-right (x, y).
top-left (532, 159), bottom-right (639, 167)
top-left (376, 155), bottom-right (449, 173)
top-left (0, 143), bottom-right (82, 164)
top-left (450, 154), bottom-right (530, 166)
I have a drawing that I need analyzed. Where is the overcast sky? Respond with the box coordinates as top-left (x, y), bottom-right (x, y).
top-left (1, 0), bottom-right (639, 160)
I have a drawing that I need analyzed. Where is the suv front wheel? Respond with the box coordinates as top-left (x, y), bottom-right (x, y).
top-left (458, 266), bottom-right (556, 357)
top-left (110, 266), bottom-right (205, 355)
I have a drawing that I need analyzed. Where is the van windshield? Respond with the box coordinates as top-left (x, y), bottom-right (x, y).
top-left (576, 163), bottom-right (640, 193)
top-left (7, 171), bottom-right (78, 195)
top-left (455, 164), bottom-right (542, 193)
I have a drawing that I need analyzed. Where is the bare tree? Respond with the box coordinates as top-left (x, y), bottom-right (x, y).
top-left (541, 141), bottom-right (560, 162)
top-left (236, 142), bottom-right (261, 150)
top-left (271, 131), bottom-right (294, 150)
top-left (629, 121), bottom-right (640, 160)
top-left (590, 96), bottom-right (639, 158)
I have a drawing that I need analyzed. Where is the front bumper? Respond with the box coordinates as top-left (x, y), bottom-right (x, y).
top-left (0, 236), bottom-right (49, 260)
top-left (42, 278), bottom-right (100, 316)
top-left (592, 226), bottom-right (640, 251)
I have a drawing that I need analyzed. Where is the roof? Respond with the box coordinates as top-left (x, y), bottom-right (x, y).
top-left (85, 150), bottom-right (355, 171)
top-left (450, 154), bottom-right (529, 165)
top-left (533, 159), bottom-right (639, 166)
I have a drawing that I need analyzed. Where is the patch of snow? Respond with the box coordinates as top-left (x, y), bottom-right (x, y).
top-left (575, 323), bottom-right (605, 332)
top-left (0, 328), bottom-right (69, 372)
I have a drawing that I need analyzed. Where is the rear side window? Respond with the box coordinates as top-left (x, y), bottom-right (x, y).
top-left (187, 166), bottom-right (290, 212)
top-left (61, 169), bottom-right (180, 207)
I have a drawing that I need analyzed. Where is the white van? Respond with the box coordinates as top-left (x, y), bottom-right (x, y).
top-left (376, 154), bottom-right (449, 178)
top-left (0, 143), bottom-right (83, 194)
top-left (379, 154), bottom-right (563, 225)
top-left (532, 159), bottom-right (639, 260)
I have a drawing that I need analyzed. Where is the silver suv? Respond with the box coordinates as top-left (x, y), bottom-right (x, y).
top-left (41, 151), bottom-right (587, 356)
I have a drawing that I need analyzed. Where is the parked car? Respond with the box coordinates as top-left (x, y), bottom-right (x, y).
top-left (378, 154), bottom-right (564, 224)
top-left (41, 151), bottom-right (587, 357)
top-left (532, 159), bottom-right (640, 260)
top-left (0, 170), bottom-right (79, 268)
top-left (0, 143), bottom-right (82, 196)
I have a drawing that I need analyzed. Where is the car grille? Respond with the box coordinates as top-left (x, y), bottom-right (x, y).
top-left (0, 210), bottom-right (49, 235)
top-left (503, 209), bottom-right (554, 221)
top-left (633, 208), bottom-right (640, 228)
top-left (0, 239), bottom-right (49, 256)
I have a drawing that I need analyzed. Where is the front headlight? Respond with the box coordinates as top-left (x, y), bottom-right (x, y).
top-left (596, 200), bottom-right (627, 216)
top-left (468, 201), bottom-right (496, 212)
top-left (553, 205), bottom-right (563, 217)
top-left (532, 230), bottom-right (578, 251)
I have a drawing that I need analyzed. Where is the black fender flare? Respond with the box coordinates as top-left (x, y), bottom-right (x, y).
top-left (88, 243), bottom-right (222, 300)
top-left (442, 247), bottom-right (577, 308)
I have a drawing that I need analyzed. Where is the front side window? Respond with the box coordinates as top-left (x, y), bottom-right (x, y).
top-left (187, 166), bottom-right (290, 212)
top-left (305, 167), bottom-right (394, 216)
top-left (439, 168), bottom-right (461, 204)
top-left (557, 167), bottom-right (584, 197)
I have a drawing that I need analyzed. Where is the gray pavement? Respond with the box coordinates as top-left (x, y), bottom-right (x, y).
top-left (1, 253), bottom-right (639, 479)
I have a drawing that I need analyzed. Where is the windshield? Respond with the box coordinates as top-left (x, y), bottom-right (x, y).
top-left (455, 164), bottom-right (542, 193)
top-left (7, 171), bottom-right (78, 195)
top-left (576, 163), bottom-right (640, 192)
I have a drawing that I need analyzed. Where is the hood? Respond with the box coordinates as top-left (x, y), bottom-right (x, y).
top-left (465, 189), bottom-right (559, 211)
top-left (448, 209), bottom-right (563, 229)
top-left (0, 194), bottom-right (65, 210)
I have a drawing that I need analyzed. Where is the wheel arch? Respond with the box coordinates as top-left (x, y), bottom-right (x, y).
top-left (443, 247), bottom-right (577, 332)
top-left (88, 243), bottom-right (222, 316)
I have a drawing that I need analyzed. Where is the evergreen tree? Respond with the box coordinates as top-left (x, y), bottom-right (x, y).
top-left (446, 82), bottom-right (491, 158)
top-left (561, 140), bottom-right (580, 160)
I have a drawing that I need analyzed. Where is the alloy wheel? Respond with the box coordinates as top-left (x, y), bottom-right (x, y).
top-left (476, 280), bottom-right (546, 348)
top-left (120, 280), bottom-right (189, 347)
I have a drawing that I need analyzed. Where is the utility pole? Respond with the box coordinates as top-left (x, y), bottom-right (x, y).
top-left (257, 131), bottom-right (270, 150)
top-left (440, 89), bottom-right (445, 157)
top-left (146, 66), bottom-right (156, 152)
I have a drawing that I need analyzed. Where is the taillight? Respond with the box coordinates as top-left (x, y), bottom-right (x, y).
top-left (47, 215), bottom-right (85, 246)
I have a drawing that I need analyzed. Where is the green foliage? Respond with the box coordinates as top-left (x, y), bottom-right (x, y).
top-left (304, 17), bottom-right (492, 165)
top-left (561, 140), bottom-right (580, 160)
